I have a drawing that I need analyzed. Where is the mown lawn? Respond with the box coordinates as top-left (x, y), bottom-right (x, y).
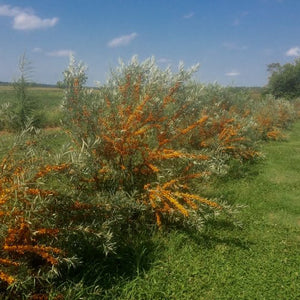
top-left (59, 121), bottom-right (299, 300)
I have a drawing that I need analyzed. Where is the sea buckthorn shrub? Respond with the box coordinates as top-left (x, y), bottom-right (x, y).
top-left (251, 96), bottom-right (296, 140)
top-left (62, 57), bottom-right (296, 232)
top-left (62, 56), bottom-right (228, 229)
top-left (180, 85), bottom-right (259, 179)
top-left (0, 130), bottom-right (120, 298)
top-left (189, 85), bottom-right (296, 166)
top-left (191, 100), bottom-right (260, 162)
top-left (0, 130), bottom-right (67, 297)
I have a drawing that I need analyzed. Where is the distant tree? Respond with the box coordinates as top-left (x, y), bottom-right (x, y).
top-left (267, 59), bottom-right (300, 99)
top-left (267, 62), bottom-right (281, 74)
top-left (56, 80), bottom-right (66, 89)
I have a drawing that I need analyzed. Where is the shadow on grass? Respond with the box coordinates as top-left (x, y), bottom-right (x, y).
top-left (57, 227), bottom-right (163, 292)
top-left (171, 219), bottom-right (253, 251)
top-left (188, 230), bottom-right (252, 250)
top-left (223, 158), bottom-right (263, 181)
top-left (56, 215), bottom-right (252, 296)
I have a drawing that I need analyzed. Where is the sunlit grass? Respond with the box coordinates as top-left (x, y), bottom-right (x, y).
top-left (0, 86), bottom-right (63, 130)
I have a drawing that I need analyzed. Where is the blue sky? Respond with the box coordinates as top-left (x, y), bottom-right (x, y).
top-left (0, 0), bottom-right (299, 86)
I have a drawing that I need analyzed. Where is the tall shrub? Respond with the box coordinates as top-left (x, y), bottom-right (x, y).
top-left (12, 54), bottom-right (39, 131)
top-left (62, 56), bottom-right (225, 228)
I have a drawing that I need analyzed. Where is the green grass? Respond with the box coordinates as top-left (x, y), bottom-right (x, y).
top-left (0, 127), bottom-right (68, 151)
top-left (0, 86), bottom-right (63, 108)
top-left (53, 121), bottom-right (300, 299)
top-left (0, 86), bottom-right (63, 128)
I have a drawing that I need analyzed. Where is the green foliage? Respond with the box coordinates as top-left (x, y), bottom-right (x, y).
top-left (56, 80), bottom-right (66, 89)
top-left (267, 58), bottom-right (300, 99)
top-left (0, 103), bottom-right (12, 131)
top-left (12, 54), bottom-right (38, 130)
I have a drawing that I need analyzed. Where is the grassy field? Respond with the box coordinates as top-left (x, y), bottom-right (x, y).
top-left (0, 86), bottom-right (63, 128)
top-left (0, 85), bottom-right (63, 107)
top-left (45, 121), bottom-right (299, 299)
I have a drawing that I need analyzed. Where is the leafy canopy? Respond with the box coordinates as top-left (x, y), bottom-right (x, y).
top-left (267, 59), bottom-right (300, 99)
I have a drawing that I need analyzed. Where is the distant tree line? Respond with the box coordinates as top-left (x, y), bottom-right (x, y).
top-left (267, 59), bottom-right (300, 99)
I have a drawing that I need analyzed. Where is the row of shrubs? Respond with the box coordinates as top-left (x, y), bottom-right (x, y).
top-left (0, 56), bottom-right (298, 299)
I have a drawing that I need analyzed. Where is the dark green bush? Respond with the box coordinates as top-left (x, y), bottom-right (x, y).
top-left (267, 59), bottom-right (300, 99)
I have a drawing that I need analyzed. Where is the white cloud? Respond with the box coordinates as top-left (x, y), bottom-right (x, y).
top-left (32, 47), bottom-right (43, 53)
top-left (183, 12), bottom-right (195, 19)
top-left (14, 13), bottom-right (58, 30)
top-left (46, 50), bottom-right (74, 57)
top-left (286, 47), bottom-right (300, 57)
top-left (0, 4), bottom-right (58, 30)
top-left (107, 32), bottom-right (138, 48)
top-left (225, 71), bottom-right (240, 77)
top-left (0, 4), bottom-right (21, 16)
